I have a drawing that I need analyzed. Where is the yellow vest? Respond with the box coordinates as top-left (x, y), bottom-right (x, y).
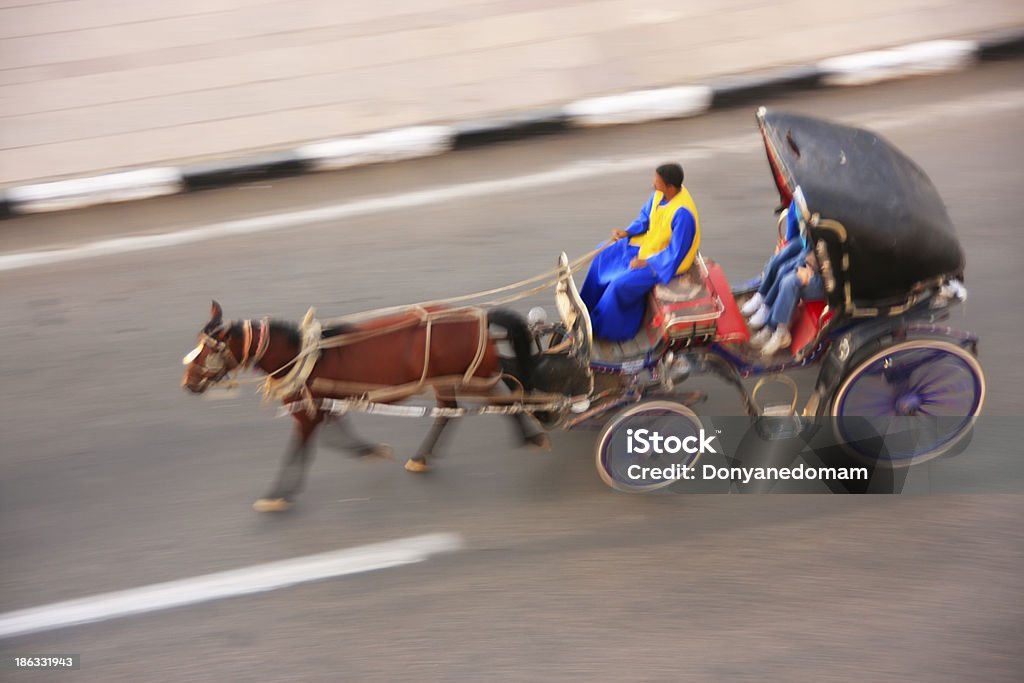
top-left (630, 186), bottom-right (701, 275)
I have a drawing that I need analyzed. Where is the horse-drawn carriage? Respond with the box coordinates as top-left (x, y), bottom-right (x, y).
top-left (183, 107), bottom-right (986, 508)
top-left (531, 106), bottom-right (985, 490)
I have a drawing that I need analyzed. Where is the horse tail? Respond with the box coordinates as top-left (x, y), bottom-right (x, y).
top-left (487, 308), bottom-right (535, 391)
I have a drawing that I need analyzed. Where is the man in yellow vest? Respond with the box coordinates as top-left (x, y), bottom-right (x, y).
top-left (580, 163), bottom-right (701, 341)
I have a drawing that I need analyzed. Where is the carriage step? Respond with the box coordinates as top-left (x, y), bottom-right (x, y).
top-left (761, 404), bottom-right (795, 417)
top-left (750, 375), bottom-right (803, 439)
top-left (755, 413), bottom-right (804, 440)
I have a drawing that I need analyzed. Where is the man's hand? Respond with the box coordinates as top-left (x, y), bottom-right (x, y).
top-left (796, 265), bottom-right (812, 286)
top-left (629, 257), bottom-right (648, 270)
top-left (611, 229), bottom-right (630, 240)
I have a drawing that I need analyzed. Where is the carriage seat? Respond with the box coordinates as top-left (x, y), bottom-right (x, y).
top-left (646, 256), bottom-right (750, 345)
top-left (789, 298), bottom-right (832, 356)
top-left (653, 268), bottom-right (707, 302)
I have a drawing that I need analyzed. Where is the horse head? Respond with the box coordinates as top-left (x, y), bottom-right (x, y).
top-left (181, 300), bottom-right (245, 393)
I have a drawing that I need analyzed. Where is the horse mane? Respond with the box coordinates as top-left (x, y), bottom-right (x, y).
top-left (210, 318), bottom-right (353, 347)
top-left (322, 322), bottom-right (356, 338)
top-left (266, 319), bottom-right (355, 343)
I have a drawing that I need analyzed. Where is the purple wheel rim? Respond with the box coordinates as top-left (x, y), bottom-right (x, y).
top-left (835, 343), bottom-right (984, 462)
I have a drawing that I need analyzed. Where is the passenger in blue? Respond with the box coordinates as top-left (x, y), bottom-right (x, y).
top-left (749, 250), bottom-right (825, 355)
top-left (741, 187), bottom-right (810, 319)
top-left (743, 186), bottom-right (825, 355)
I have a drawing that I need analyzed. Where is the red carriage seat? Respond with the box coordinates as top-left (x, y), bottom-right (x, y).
top-left (790, 298), bottom-right (832, 356)
top-left (646, 256), bottom-right (750, 345)
top-left (703, 260), bottom-right (750, 344)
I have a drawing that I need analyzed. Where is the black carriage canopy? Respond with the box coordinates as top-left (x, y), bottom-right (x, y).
top-left (757, 108), bottom-right (965, 309)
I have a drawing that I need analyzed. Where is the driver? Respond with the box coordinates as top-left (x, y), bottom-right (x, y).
top-left (580, 163), bottom-right (701, 342)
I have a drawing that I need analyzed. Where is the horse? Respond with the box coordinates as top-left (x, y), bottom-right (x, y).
top-left (181, 300), bottom-right (548, 512)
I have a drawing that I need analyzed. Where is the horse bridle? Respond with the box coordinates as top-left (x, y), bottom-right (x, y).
top-left (184, 318), bottom-right (270, 387)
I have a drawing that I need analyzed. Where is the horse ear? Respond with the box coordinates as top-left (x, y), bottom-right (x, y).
top-left (210, 300), bottom-right (223, 324)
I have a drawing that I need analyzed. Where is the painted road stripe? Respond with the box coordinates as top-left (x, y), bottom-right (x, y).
top-left (0, 532), bottom-right (463, 640)
top-left (1, 89), bottom-right (1023, 274)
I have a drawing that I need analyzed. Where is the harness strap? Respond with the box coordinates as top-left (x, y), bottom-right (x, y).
top-left (311, 305), bottom-right (492, 400)
top-left (419, 310), bottom-right (433, 386)
top-left (258, 309), bottom-right (322, 408)
top-left (463, 308), bottom-right (490, 383)
top-left (309, 374), bottom-right (504, 403)
top-left (239, 320), bottom-right (253, 367)
top-left (252, 317), bottom-right (271, 366)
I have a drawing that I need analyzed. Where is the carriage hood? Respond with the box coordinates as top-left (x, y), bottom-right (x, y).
top-left (756, 108), bottom-right (965, 312)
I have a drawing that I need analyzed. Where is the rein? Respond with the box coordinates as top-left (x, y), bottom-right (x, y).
top-left (316, 241), bottom-right (611, 327)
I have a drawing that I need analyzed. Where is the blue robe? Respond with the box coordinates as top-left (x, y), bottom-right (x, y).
top-left (580, 192), bottom-right (698, 342)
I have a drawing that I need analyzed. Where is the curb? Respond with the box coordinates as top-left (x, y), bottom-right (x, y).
top-left (3, 28), bottom-right (1022, 219)
top-left (978, 27), bottom-right (1024, 59)
top-left (452, 109), bottom-right (571, 149)
top-left (182, 150), bottom-right (310, 192)
top-left (708, 65), bottom-right (824, 110)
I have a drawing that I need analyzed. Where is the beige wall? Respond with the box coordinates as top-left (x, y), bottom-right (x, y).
top-left (2, 0), bottom-right (1023, 186)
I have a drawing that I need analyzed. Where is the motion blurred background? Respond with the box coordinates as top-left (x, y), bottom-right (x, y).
top-left (1, 2), bottom-right (1023, 681)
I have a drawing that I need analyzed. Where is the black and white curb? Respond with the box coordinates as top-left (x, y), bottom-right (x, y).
top-left (2, 31), bottom-right (1022, 219)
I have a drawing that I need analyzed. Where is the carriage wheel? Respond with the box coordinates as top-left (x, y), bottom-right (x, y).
top-left (595, 400), bottom-right (707, 493)
top-left (829, 339), bottom-right (986, 468)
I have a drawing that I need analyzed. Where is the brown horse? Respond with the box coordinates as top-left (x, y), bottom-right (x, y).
top-left (182, 301), bottom-right (547, 511)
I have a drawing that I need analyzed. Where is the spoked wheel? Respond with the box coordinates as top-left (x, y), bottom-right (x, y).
top-left (595, 400), bottom-right (707, 493)
top-left (829, 339), bottom-right (986, 468)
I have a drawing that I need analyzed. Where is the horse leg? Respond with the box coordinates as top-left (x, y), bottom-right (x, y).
top-left (322, 414), bottom-right (393, 460)
top-left (254, 415), bottom-right (320, 512)
top-left (498, 376), bottom-right (550, 450)
top-left (405, 395), bottom-right (458, 473)
top-left (510, 412), bottom-right (551, 450)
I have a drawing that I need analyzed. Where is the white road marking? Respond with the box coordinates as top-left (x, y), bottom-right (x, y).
top-left (0, 532), bottom-right (463, 640)
top-left (1, 89), bottom-right (1023, 274)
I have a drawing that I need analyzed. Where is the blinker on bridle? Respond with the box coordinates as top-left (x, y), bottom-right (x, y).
top-left (183, 318), bottom-right (270, 383)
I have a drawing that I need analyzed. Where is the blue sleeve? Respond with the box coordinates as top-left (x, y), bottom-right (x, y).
top-left (625, 194), bottom-right (655, 236)
top-left (784, 199), bottom-right (800, 242)
top-left (645, 208), bottom-right (696, 283)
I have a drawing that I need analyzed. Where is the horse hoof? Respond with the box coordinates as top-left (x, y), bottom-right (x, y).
top-left (526, 433), bottom-right (552, 451)
top-left (404, 458), bottom-right (430, 473)
top-left (253, 498), bottom-right (291, 513)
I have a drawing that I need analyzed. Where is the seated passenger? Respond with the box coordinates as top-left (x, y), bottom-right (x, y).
top-left (749, 251), bottom-right (825, 356)
top-left (741, 188), bottom-right (810, 318)
top-left (580, 163), bottom-right (701, 342)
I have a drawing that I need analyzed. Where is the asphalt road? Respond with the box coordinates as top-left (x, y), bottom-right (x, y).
top-left (1, 61), bottom-right (1022, 682)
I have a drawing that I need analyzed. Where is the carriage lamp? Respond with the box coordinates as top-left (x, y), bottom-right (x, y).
top-left (528, 307), bottom-right (548, 326)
